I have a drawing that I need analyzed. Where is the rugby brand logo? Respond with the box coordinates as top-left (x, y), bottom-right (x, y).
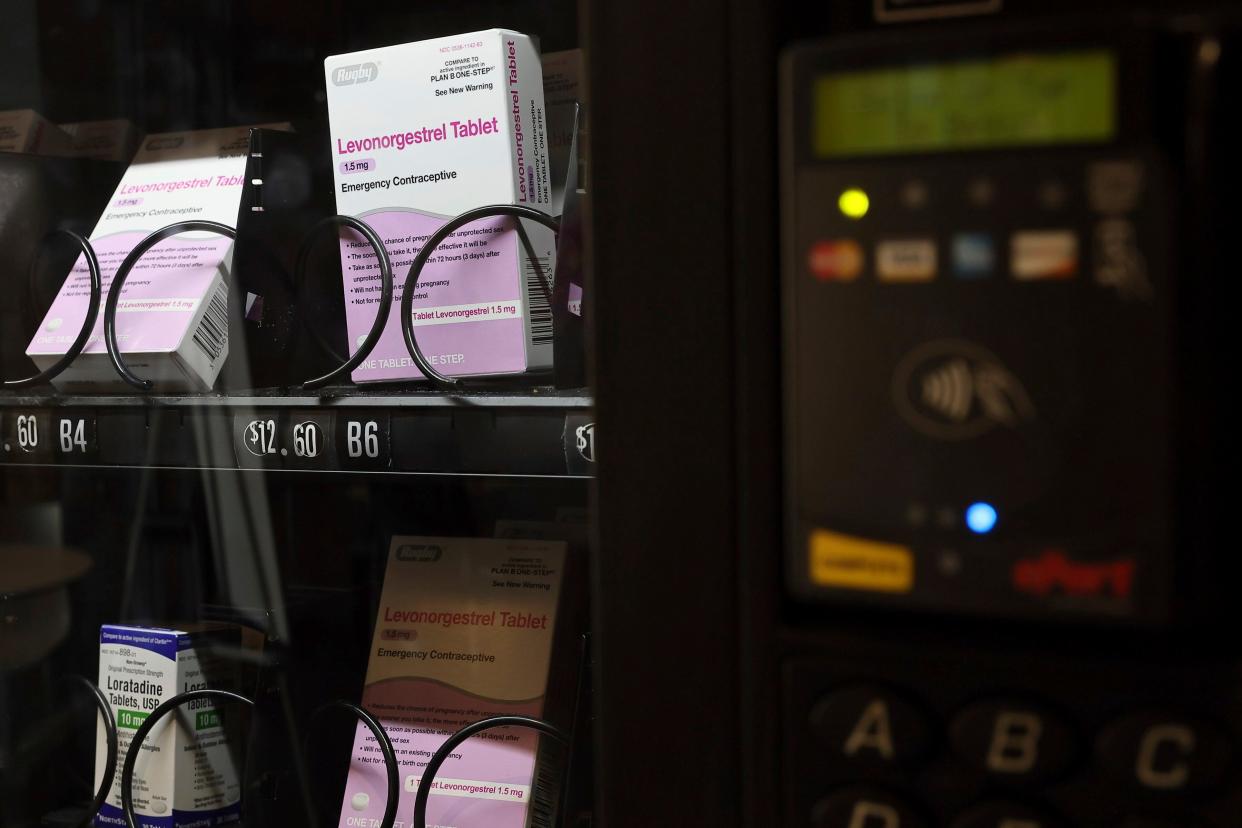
top-left (332, 62), bottom-right (379, 86)
top-left (145, 136), bottom-right (184, 151)
top-left (396, 544), bottom-right (442, 563)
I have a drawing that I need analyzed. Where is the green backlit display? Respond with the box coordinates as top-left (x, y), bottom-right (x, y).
top-left (812, 50), bottom-right (1116, 157)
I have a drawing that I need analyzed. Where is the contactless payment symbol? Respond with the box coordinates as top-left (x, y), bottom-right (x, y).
top-left (808, 240), bottom-right (864, 281)
top-left (893, 339), bottom-right (1036, 440)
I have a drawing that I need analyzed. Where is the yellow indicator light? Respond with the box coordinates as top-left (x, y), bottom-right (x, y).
top-left (838, 188), bottom-right (870, 220)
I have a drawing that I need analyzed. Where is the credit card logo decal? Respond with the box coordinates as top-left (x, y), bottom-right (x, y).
top-left (1012, 230), bottom-right (1078, 280)
top-left (808, 240), bottom-right (864, 281)
top-left (893, 340), bottom-right (1036, 440)
top-left (952, 233), bottom-right (995, 279)
top-left (877, 239), bottom-right (937, 282)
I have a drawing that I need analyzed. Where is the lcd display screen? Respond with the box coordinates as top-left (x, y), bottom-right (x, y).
top-left (812, 49), bottom-right (1116, 157)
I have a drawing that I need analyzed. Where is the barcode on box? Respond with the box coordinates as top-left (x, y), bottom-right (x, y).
top-left (193, 282), bottom-right (229, 364)
top-left (523, 252), bottom-right (554, 345)
top-left (529, 739), bottom-right (563, 828)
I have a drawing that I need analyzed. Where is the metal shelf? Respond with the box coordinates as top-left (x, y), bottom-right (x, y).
top-left (0, 386), bottom-right (594, 478)
top-left (0, 384), bottom-right (590, 408)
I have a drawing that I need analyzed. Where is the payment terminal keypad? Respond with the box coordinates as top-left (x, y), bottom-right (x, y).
top-left (784, 640), bottom-right (1242, 826)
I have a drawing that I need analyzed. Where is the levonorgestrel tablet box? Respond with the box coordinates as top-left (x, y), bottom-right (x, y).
top-left (0, 108), bottom-right (70, 155)
top-left (62, 118), bottom-right (142, 161)
top-left (94, 624), bottom-right (241, 828)
top-left (26, 125), bottom-right (282, 390)
top-left (324, 30), bottom-right (555, 383)
top-left (540, 49), bottom-right (587, 213)
top-left (338, 537), bottom-right (567, 828)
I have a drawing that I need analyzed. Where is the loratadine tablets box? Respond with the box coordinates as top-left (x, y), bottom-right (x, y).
top-left (324, 30), bottom-right (555, 383)
top-left (26, 125), bottom-right (281, 391)
top-left (94, 624), bottom-right (241, 828)
top-left (338, 537), bottom-right (567, 828)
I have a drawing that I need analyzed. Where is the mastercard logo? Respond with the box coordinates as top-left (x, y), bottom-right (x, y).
top-left (808, 240), bottom-right (864, 281)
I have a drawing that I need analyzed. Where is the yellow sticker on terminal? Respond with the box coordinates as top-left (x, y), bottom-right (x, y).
top-left (809, 529), bottom-right (914, 593)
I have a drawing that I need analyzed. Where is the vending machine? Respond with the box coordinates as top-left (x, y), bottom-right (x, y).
top-left (0, 4), bottom-right (600, 828)
top-left (3, 1), bottom-right (1239, 827)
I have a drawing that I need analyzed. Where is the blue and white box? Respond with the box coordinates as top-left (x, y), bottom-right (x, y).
top-left (94, 624), bottom-right (241, 828)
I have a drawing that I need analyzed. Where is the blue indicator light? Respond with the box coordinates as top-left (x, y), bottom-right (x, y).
top-left (966, 502), bottom-right (998, 534)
